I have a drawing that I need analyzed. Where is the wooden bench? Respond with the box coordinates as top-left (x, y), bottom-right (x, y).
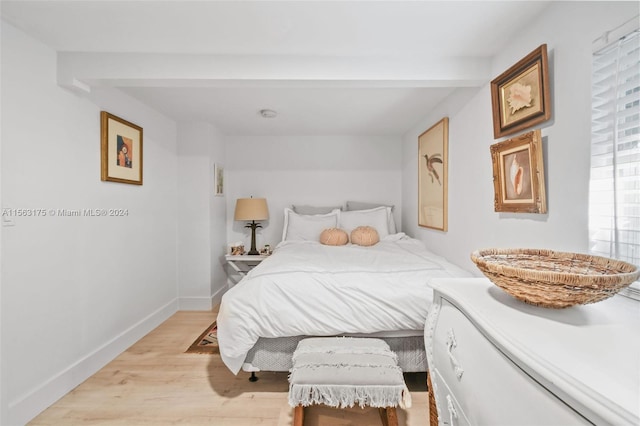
top-left (288, 337), bottom-right (411, 426)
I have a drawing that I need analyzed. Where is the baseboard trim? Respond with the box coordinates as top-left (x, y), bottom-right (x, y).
top-left (8, 299), bottom-right (178, 426)
top-left (211, 285), bottom-right (225, 308)
top-left (178, 285), bottom-right (226, 311)
top-left (178, 296), bottom-right (212, 311)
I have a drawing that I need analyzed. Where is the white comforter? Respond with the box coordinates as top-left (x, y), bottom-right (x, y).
top-left (217, 234), bottom-right (470, 374)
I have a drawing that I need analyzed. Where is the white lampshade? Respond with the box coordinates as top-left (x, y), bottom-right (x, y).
top-left (234, 198), bottom-right (269, 221)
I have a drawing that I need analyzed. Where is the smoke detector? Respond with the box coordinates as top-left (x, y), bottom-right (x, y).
top-left (259, 109), bottom-right (278, 118)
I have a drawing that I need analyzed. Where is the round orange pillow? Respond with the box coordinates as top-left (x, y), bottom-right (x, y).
top-left (350, 226), bottom-right (380, 246)
top-left (319, 228), bottom-right (349, 246)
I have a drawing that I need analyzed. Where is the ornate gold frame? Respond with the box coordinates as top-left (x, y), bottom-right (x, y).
top-left (491, 44), bottom-right (551, 139)
top-left (490, 130), bottom-right (546, 214)
top-left (100, 111), bottom-right (143, 185)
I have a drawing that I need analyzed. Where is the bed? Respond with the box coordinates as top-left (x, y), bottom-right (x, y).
top-left (217, 205), bottom-right (471, 375)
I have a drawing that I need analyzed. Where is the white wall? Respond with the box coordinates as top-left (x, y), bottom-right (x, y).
top-left (226, 135), bottom-right (402, 248)
top-left (209, 135), bottom-right (228, 300)
top-left (401, 1), bottom-right (638, 273)
top-left (0, 19), bottom-right (4, 426)
top-left (1, 21), bottom-right (179, 425)
top-left (176, 122), bottom-right (227, 309)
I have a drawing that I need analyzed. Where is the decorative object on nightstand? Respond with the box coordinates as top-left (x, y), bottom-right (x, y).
top-left (259, 244), bottom-right (272, 255)
top-left (230, 242), bottom-right (245, 256)
top-left (471, 248), bottom-right (640, 308)
top-left (234, 197), bottom-right (269, 255)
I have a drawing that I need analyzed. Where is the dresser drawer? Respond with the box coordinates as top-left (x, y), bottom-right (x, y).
top-left (432, 368), bottom-right (471, 426)
top-left (431, 298), bottom-right (590, 425)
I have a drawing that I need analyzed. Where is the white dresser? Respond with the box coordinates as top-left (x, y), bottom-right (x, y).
top-left (425, 278), bottom-right (640, 426)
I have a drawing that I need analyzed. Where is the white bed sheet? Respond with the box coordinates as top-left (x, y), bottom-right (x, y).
top-left (217, 233), bottom-right (470, 374)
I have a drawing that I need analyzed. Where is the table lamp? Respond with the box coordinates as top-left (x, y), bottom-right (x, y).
top-left (234, 197), bottom-right (269, 255)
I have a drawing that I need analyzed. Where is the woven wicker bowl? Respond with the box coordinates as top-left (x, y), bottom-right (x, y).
top-left (471, 248), bottom-right (640, 309)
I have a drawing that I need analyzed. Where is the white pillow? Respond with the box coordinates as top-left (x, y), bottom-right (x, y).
top-left (292, 204), bottom-right (343, 215)
top-left (338, 206), bottom-right (390, 239)
top-left (386, 207), bottom-right (397, 234)
top-left (346, 201), bottom-right (393, 211)
top-left (282, 208), bottom-right (340, 242)
top-left (346, 201), bottom-right (397, 234)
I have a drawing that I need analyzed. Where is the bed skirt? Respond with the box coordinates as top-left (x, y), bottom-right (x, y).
top-left (242, 334), bottom-right (427, 373)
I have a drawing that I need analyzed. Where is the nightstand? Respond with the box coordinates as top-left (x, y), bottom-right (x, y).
top-left (225, 254), bottom-right (268, 285)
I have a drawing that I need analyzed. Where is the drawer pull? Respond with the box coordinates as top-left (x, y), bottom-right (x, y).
top-left (446, 394), bottom-right (458, 426)
top-left (446, 329), bottom-right (464, 379)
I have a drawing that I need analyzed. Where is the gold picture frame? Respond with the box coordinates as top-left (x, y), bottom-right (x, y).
top-left (418, 117), bottom-right (448, 230)
top-left (100, 111), bottom-right (143, 185)
top-left (490, 129), bottom-right (546, 214)
top-left (491, 44), bottom-right (551, 139)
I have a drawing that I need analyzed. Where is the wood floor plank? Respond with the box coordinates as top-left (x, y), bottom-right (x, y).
top-left (29, 310), bottom-right (429, 425)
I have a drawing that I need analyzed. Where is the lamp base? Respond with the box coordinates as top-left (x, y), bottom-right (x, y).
top-left (245, 220), bottom-right (262, 256)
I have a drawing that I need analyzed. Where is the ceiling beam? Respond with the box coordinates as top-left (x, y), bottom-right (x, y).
top-left (57, 52), bottom-right (491, 92)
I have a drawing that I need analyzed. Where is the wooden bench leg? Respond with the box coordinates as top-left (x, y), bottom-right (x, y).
top-left (378, 407), bottom-right (398, 426)
top-left (293, 404), bottom-right (304, 426)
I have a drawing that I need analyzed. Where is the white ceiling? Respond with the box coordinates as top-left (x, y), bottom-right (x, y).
top-left (1, 0), bottom-right (551, 136)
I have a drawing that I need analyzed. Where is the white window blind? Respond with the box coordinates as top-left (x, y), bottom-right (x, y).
top-left (590, 26), bottom-right (640, 299)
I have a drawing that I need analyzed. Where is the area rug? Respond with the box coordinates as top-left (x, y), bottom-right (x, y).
top-left (185, 320), bottom-right (219, 354)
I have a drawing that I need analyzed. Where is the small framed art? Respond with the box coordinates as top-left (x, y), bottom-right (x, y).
top-left (214, 163), bottom-right (224, 196)
top-left (490, 129), bottom-right (546, 214)
top-left (490, 44), bottom-right (551, 139)
top-left (418, 117), bottom-right (448, 231)
top-left (100, 111), bottom-right (143, 185)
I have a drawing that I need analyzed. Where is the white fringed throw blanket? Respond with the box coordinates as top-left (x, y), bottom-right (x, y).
top-left (288, 337), bottom-right (412, 409)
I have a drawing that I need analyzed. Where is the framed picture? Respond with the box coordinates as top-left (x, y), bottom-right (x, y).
top-left (418, 117), bottom-right (448, 231)
top-left (490, 129), bottom-right (546, 214)
top-left (100, 111), bottom-right (143, 185)
top-left (490, 44), bottom-right (551, 139)
top-left (214, 163), bottom-right (224, 196)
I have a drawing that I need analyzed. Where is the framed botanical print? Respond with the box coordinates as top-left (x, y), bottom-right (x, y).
top-left (418, 117), bottom-right (448, 231)
top-left (100, 111), bottom-right (143, 185)
top-left (491, 44), bottom-right (551, 139)
top-left (214, 163), bottom-right (224, 196)
top-left (490, 129), bottom-right (547, 213)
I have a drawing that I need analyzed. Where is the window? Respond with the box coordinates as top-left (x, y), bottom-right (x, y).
top-left (590, 21), bottom-right (640, 300)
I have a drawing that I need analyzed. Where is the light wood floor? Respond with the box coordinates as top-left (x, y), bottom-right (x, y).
top-left (29, 310), bottom-right (429, 425)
